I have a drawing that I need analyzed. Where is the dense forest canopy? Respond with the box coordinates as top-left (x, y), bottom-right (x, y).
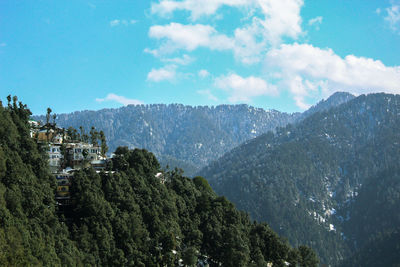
top-left (199, 93), bottom-right (400, 266)
top-left (0, 96), bottom-right (318, 266)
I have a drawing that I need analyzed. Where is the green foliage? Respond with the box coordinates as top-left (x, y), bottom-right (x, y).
top-left (298, 245), bottom-right (319, 267)
top-left (0, 96), bottom-right (82, 266)
top-left (67, 154), bottom-right (311, 266)
top-left (112, 147), bottom-right (160, 175)
top-left (99, 130), bottom-right (108, 156)
top-left (158, 154), bottom-right (199, 177)
top-left (193, 176), bottom-right (213, 193)
top-left (199, 93), bottom-right (400, 266)
top-left (182, 246), bottom-right (197, 266)
top-left (1, 96), bottom-right (317, 266)
top-left (341, 166), bottom-right (400, 267)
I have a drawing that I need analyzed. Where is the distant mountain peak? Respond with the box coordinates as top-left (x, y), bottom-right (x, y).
top-left (301, 91), bottom-right (356, 119)
top-left (317, 91), bottom-right (355, 108)
top-left (329, 91), bottom-right (354, 98)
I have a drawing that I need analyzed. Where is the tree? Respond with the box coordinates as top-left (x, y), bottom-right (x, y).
top-left (52, 113), bottom-right (57, 128)
top-left (182, 247), bottom-right (197, 266)
top-left (12, 96), bottom-right (18, 110)
top-left (100, 130), bottom-right (108, 157)
top-left (46, 107), bottom-right (52, 126)
top-left (79, 126), bottom-right (88, 143)
top-left (115, 146), bottom-right (129, 156)
top-left (90, 127), bottom-right (99, 146)
top-left (298, 245), bottom-right (319, 267)
top-left (6, 95), bottom-right (11, 107)
top-left (82, 148), bottom-right (89, 160)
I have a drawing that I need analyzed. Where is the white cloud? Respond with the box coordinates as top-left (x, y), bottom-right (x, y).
top-left (110, 19), bottom-right (137, 27)
top-left (151, 0), bottom-right (248, 20)
top-left (308, 16), bottom-right (322, 26)
top-left (110, 19), bottom-right (120, 27)
top-left (232, 20), bottom-right (268, 64)
top-left (214, 73), bottom-right (278, 103)
top-left (96, 93), bottom-right (143, 105)
top-left (148, 0), bottom-right (304, 64)
top-left (198, 69), bottom-right (210, 78)
top-left (257, 0), bottom-right (303, 45)
top-left (151, 0), bottom-right (303, 43)
top-left (384, 3), bottom-right (400, 32)
top-left (162, 54), bottom-right (194, 65)
top-left (308, 16), bottom-right (323, 30)
top-left (197, 89), bottom-right (218, 101)
top-left (147, 22), bottom-right (265, 64)
top-left (147, 65), bottom-right (177, 82)
top-left (265, 43), bottom-right (400, 109)
top-left (149, 23), bottom-right (232, 52)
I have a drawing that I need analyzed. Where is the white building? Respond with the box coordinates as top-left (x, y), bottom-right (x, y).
top-left (67, 143), bottom-right (103, 168)
top-left (48, 144), bottom-right (63, 173)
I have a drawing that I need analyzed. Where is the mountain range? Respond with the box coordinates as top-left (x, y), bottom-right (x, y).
top-left (34, 92), bottom-right (354, 176)
top-left (36, 104), bottom-right (297, 175)
top-left (34, 92), bottom-right (400, 266)
top-left (198, 93), bottom-right (400, 266)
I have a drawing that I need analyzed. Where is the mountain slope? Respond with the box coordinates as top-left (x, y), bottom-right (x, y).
top-left (36, 104), bottom-right (298, 175)
top-left (341, 166), bottom-right (400, 267)
top-left (1, 97), bottom-right (319, 266)
top-left (198, 93), bottom-right (400, 266)
top-left (0, 98), bottom-right (82, 265)
top-left (34, 92), bottom-right (355, 177)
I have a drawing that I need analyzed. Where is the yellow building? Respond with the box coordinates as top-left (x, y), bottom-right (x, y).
top-left (56, 185), bottom-right (69, 197)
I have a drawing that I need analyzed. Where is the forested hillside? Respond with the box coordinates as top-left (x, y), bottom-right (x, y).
top-left (35, 104), bottom-right (298, 176)
top-left (341, 167), bottom-right (400, 267)
top-left (0, 96), bottom-right (81, 265)
top-left (199, 93), bottom-right (400, 266)
top-left (0, 97), bottom-right (318, 266)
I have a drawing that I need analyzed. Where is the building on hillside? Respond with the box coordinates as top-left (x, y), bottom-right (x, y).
top-left (91, 159), bottom-right (108, 171)
top-left (64, 142), bottom-right (105, 169)
top-left (55, 171), bottom-right (75, 206)
top-left (29, 123), bottom-right (111, 208)
top-left (52, 133), bottom-right (64, 144)
top-left (36, 126), bottom-right (65, 143)
top-left (28, 120), bottom-right (40, 138)
top-left (46, 141), bottom-right (107, 172)
top-left (48, 144), bottom-right (63, 173)
top-left (37, 129), bottom-right (55, 143)
top-left (28, 120), bottom-right (40, 128)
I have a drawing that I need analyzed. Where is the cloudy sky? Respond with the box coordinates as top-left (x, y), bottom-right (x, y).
top-left (1, 0), bottom-right (400, 114)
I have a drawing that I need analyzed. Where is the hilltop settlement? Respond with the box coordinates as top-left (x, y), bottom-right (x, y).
top-left (29, 117), bottom-right (111, 206)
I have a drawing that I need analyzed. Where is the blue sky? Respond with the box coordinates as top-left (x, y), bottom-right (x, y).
top-left (1, 0), bottom-right (400, 115)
